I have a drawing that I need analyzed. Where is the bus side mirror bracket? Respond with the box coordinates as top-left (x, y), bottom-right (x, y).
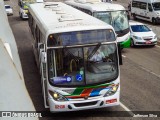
top-left (118, 43), bottom-right (123, 65)
top-left (41, 52), bottom-right (46, 63)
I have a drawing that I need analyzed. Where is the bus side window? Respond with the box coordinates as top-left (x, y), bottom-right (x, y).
top-left (35, 26), bottom-right (41, 47)
top-left (32, 19), bottom-right (36, 39)
top-left (88, 11), bottom-right (92, 15)
top-left (28, 13), bottom-right (34, 35)
top-left (84, 9), bottom-right (92, 15)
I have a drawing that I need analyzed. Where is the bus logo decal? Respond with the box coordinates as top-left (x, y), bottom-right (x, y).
top-left (76, 74), bottom-right (83, 81)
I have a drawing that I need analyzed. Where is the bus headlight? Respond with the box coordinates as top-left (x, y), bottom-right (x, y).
top-left (104, 84), bottom-right (119, 97)
top-left (49, 90), bottom-right (68, 101)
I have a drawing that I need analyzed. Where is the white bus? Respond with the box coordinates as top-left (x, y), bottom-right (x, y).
top-left (65, 0), bottom-right (131, 48)
top-left (28, 2), bottom-right (121, 112)
top-left (131, 0), bottom-right (160, 24)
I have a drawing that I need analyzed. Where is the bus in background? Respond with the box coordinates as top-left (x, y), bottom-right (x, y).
top-left (28, 2), bottom-right (122, 112)
top-left (65, 0), bottom-right (131, 48)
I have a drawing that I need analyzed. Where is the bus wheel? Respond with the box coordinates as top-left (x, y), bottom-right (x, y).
top-left (152, 18), bottom-right (157, 25)
top-left (130, 39), bottom-right (135, 47)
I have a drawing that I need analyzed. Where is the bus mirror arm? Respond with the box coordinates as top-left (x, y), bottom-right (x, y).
top-left (41, 52), bottom-right (46, 63)
top-left (115, 33), bottom-right (118, 38)
top-left (118, 43), bottom-right (123, 65)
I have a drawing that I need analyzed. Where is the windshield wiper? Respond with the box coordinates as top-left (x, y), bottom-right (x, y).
top-left (87, 43), bottom-right (101, 60)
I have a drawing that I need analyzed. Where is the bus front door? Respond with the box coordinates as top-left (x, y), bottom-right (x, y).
top-left (39, 44), bottom-right (49, 108)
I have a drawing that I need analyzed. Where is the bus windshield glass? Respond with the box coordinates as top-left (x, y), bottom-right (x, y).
top-left (48, 43), bottom-right (118, 86)
top-left (152, 2), bottom-right (160, 11)
top-left (47, 30), bottom-right (115, 47)
top-left (93, 10), bottom-right (129, 32)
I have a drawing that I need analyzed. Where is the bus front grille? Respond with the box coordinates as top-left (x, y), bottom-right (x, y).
top-left (74, 101), bottom-right (97, 107)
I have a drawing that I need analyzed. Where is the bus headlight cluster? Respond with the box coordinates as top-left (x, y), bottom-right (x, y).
top-left (104, 84), bottom-right (119, 97)
top-left (49, 90), bottom-right (68, 101)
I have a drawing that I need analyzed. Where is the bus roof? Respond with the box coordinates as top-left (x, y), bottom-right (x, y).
top-left (65, 0), bottom-right (125, 12)
top-left (29, 2), bottom-right (114, 36)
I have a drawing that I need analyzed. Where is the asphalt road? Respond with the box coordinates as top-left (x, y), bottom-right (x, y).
top-left (4, 0), bottom-right (160, 119)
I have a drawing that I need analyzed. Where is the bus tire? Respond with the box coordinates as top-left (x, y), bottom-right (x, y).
top-left (130, 39), bottom-right (135, 47)
top-left (152, 18), bottom-right (157, 25)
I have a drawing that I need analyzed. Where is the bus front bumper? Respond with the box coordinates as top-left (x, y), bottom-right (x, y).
top-left (48, 91), bottom-right (120, 112)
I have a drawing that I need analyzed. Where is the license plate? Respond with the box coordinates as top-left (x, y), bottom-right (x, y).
top-left (146, 41), bottom-right (151, 44)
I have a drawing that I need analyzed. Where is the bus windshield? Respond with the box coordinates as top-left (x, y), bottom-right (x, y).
top-left (93, 10), bottom-right (129, 32)
top-left (152, 2), bottom-right (160, 11)
top-left (48, 43), bottom-right (118, 86)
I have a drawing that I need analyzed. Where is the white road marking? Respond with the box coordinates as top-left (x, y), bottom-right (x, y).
top-left (120, 102), bottom-right (134, 116)
top-left (140, 66), bottom-right (160, 78)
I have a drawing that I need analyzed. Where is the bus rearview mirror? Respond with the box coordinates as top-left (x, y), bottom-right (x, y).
top-left (41, 52), bottom-right (46, 63)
